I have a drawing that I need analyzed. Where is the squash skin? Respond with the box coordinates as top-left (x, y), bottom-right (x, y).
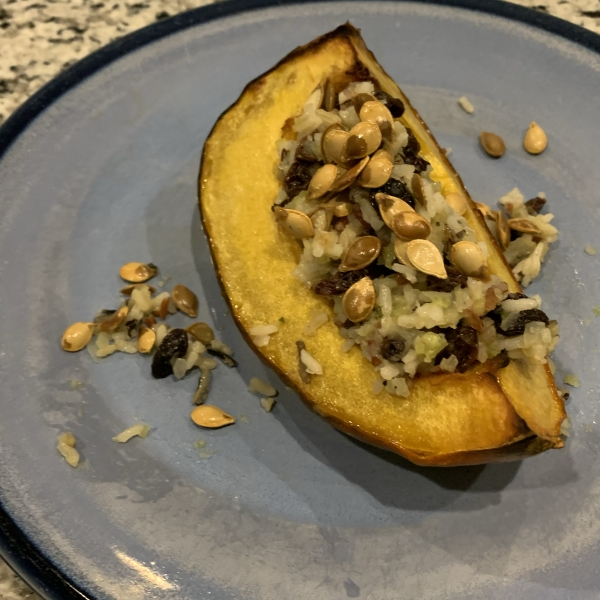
top-left (199, 24), bottom-right (566, 466)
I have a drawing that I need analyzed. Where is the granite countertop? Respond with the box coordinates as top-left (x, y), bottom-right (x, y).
top-left (0, 0), bottom-right (599, 597)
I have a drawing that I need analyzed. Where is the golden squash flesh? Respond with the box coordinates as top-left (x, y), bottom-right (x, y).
top-left (199, 24), bottom-right (566, 466)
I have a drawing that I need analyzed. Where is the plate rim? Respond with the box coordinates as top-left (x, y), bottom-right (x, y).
top-left (0, 0), bottom-right (599, 598)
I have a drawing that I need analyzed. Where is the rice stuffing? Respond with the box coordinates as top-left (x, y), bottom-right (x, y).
top-left (272, 80), bottom-right (562, 396)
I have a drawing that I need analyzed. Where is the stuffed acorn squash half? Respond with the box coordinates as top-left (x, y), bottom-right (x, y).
top-left (199, 24), bottom-right (566, 466)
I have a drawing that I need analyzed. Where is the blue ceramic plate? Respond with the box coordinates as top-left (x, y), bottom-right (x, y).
top-left (1, 1), bottom-right (599, 598)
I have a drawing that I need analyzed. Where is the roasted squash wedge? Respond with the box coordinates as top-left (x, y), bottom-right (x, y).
top-left (199, 24), bottom-right (566, 466)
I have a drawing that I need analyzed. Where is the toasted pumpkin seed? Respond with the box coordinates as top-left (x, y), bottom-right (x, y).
top-left (445, 192), bottom-right (467, 215)
top-left (273, 207), bottom-right (314, 239)
top-left (479, 131), bottom-right (505, 158)
top-left (411, 173), bottom-right (427, 207)
top-left (523, 121), bottom-right (547, 155)
top-left (343, 121), bottom-right (382, 160)
top-left (321, 125), bottom-right (348, 165)
top-left (406, 239), bottom-right (447, 279)
top-left (137, 326), bottom-right (156, 353)
top-left (119, 262), bottom-right (158, 283)
top-left (343, 277), bottom-right (376, 323)
top-left (333, 202), bottom-right (351, 217)
top-left (307, 163), bottom-right (338, 201)
top-left (330, 156), bottom-right (369, 192)
top-left (322, 78), bottom-right (336, 112)
top-left (359, 100), bottom-right (393, 132)
top-left (57, 432), bottom-right (79, 467)
top-left (358, 154), bottom-right (393, 188)
top-left (393, 211), bottom-right (432, 240)
top-left (61, 322), bottom-right (94, 352)
top-left (375, 192), bottom-right (415, 233)
top-left (98, 305), bottom-right (129, 333)
top-left (171, 284), bottom-right (199, 318)
top-left (450, 241), bottom-right (487, 278)
top-left (339, 236), bottom-right (382, 272)
top-left (507, 218), bottom-right (542, 236)
top-left (475, 202), bottom-right (495, 220)
top-left (393, 239), bottom-right (412, 266)
top-left (120, 283), bottom-right (157, 296)
top-left (190, 405), bottom-right (235, 428)
top-left (496, 210), bottom-right (511, 249)
top-left (187, 322), bottom-right (214, 344)
top-left (348, 92), bottom-right (377, 112)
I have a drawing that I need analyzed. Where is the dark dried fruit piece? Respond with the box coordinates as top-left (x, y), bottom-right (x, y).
top-left (506, 292), bottom-right (528, 300)
top-left (313, 269), bottom-right (367, 296)
top-left (373, 90), bottom-right (405, 118)
top-left (381, 337), bottom-right (406, 362)
top-left (401, 128), bottom-right (430, 174)
top-left (435, 326), bottom-right (478, 373)
top-left (426, 265), bottom-right (468, 292)
top-left (295, 137), bottom-right (319, 162)
top-left (370, 177), bottom-right (415, 208)
top-left (283, 160), bottom-right (313, 197)
top-left (499, 309), bottom-right (550, 338)
top-left (151, 328), bottom-right (189, 379)
top-left (525, 196), bottom-right (546, 215)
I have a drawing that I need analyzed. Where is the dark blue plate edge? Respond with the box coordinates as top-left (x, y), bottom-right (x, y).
top-left (0, 0), bottom-right (598, 598)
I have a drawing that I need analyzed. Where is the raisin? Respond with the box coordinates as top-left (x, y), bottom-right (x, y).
top-left (434, 326), bottom-right (479, 373)
top-left (295, 137), bottom-right (318, 162)
top-left (373, 90), bottom-right (405, 118)
top-left (402, 128), bottom-right (430, 173)
top-left (404, 128), bottom-right (421, 156)
top-left (426, 265), bottom-right (468, 292)
top-left (313, 270), bottom-right (367, 296)
top-left (381, 337), bottom-right (406, 362)
top-left (498, 309), bottom-right (550, 338)
top-left (151, 328), bottom-right (189, 379)
top-left (506, 292), bottom-right (528, 300)
top-left (403, 153), bottom-right (430, 174)
top-left (283, 160), bottom-right (313, 197)
top-left (525, 196), bottom-right (546, 215)
top-left (370, 177), bottom-right (415, 208)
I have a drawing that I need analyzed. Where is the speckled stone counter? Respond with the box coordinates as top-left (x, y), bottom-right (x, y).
top-left (0, 0), bottom-right (599, 597)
